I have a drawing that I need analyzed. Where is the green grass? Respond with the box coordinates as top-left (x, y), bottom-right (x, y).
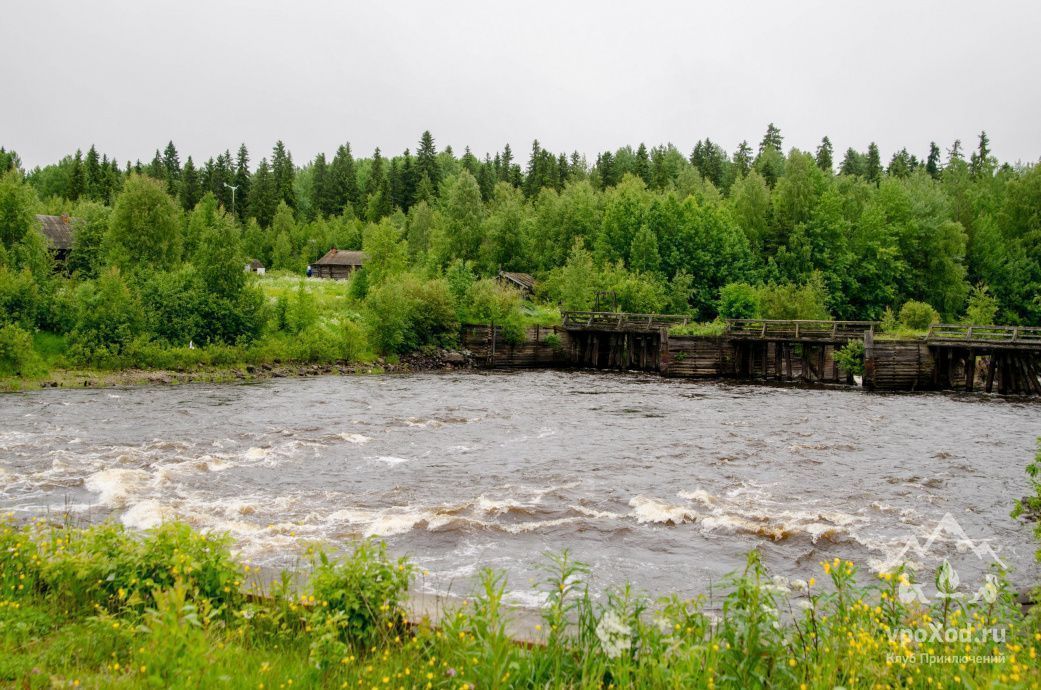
top-left (669, 320), bottom-right (727, 336)
top-left (2, 515), bottom-right (1038, 689)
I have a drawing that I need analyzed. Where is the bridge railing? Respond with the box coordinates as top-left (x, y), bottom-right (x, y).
top-left (927, 323), bottom-right (1041, 344)
top-left (725, 319), bottom-right (876, 340)
top-left (560, 311), bottom-right (691, 331)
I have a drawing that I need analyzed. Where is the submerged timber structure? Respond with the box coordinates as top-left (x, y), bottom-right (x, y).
top-left (460, 314), bottom-right (1041, 396)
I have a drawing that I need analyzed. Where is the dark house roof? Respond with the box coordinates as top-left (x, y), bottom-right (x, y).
top-left (247, 259), bottom-right (265, 270)
top-left (498, 271), bottom-right (536, 292)
top-left (36, 214), bottom-right (78, 251)
top-left (314, 248), bottom-right (367, 266)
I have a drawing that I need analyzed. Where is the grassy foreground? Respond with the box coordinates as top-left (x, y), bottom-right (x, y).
top-left (2, 515), bottom-right (1039, 689)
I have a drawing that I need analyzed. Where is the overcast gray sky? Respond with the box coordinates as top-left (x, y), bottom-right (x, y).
top-left (4, 0), bottom-right (1040, 170)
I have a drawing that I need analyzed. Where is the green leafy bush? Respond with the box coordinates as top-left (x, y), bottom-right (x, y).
top-left (898, 300), bottom-right (939, 330)
top-left (68, 267), bottom-right (145, 357)
top-left (757, 274), bottom-right (831, 320)
top-left (365, 274), bottom-right (458, 354)
top-left (0, 266), bottom-right (40, 329)
top-left (833, 339), bottom-right (865, 376)
top-left (0, 323), bottom-right (44, 377)
top-left (717, 282), bottom-right (760, 319)
top-left (964, 283), bottom-right (999, 325)
top-left (306, 541), bottom-right (412, 654)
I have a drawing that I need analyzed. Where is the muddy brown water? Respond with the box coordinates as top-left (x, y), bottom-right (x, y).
top-left (1, 371), bottom-right (1039, 606)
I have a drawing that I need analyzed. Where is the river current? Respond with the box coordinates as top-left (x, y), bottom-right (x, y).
top-left (1, 372), bottom-right (1039, 605)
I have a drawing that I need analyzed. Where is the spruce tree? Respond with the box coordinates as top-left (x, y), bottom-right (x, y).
top-left (84, 145), bottom-right (102, 200)
top-left (970, 130), bottom-right (995, 178)
top-left (887, 149), bottom-right (913, 178)
top-left (597, 151), bottom-right (617, 190)
top-left (732, 141), bottom-right (753, 177)
top-left (249, 158), bottom-right (277, 227)
top-left (68, 150), bottom-right (85, 201)
top-left (634, 143), bottom-right (651, 185)
top-left (557, 153), bottom-right (570, 189)
top-left (416, 131), bottom-right (441, 191)
top-left (500, 144), bottom-right (514, 184)
top-left (815, 136), bottom-right (834, 173)
top-left (365, 148), bottom-right (392, 221)
top-left (329, 143), bottom-right (360, 216)
top-left (925, 142), bottom-right (942, 178)
top-left (271, 141), bottom-right (296, 208)
top-left (234, 144), bottom-right (252, 221)
top-left (312, 153), bottom-right (333, 218)
top-left (758, 123), bottom-right (783, 155)
top-left (865, 142), bottom-right (882, 183)
top-left (839, 148), bottom-right (864, 177)
top-left (399, 149), bottom-right (417, 212)
top-left (147, 150), bottom-right (164, 180)
top-left (180, 156), bottom-right (201, 211)
top-left (162, 141), bottom-right (181, 197)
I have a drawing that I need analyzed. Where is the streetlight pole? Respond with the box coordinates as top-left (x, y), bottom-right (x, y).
top-left (224, 182), bottom-right (239, 217)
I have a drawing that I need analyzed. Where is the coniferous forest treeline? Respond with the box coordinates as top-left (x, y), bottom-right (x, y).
top-left (0, 125), bottom-right (1039, 377)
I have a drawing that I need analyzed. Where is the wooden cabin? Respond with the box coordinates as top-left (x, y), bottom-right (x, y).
top-left (36, 214), bottom-right (77, 263)
top-left (497, 271), bottom-right (536, 296)
top-left (245, 259), bottom-right (266, 275)
top-left (313, 248), bottom-right (367, 279)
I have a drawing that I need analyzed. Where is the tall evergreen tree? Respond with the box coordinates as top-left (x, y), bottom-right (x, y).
top-left (865, 142), bottom-right (882, 183)
top-left (947, 139), bottom-right (964, 164)
top-left (839, 148), bottom-right (865, 177)
top-left (925, 142), bottom-right (942, 179)
top-left (416, 131), bottom-right (441, 191)
top-left (970, 130), bottom-right (995, 179)
top-left (271, 140), bottom-right (296, 208)
top-left (499, 144), bottom-right (515, 184)
top-left (311, 152), bottom-right (334, 217)
top-left (399, 148), bottom-right (417, 212)
top-left (147, 150), bottom-right (164, 180)
top-left (634, 143), bottom-right (651, 185)
top-left (233, 144), bottom-right (251, 221)
top-left (732, 141), bottom-right (753, 177)
top-left (887, 148), bottom-right (914, 178)
top-left (180, 156), bottom-right (201, 211)
top-left (248, 158), bottom-right (277, 227)
top-left (84, 145), bottom-right (102, 200)
top-left (758, 123), bottom-right (783, 155)
top-left (329, 143), bottom-right (361, 216)
top-left (68, 150), bottom-right (84, 201)
top-left (815, 136), bottom-right (834, 173)
top-left (597, 151), bottom-right (618, 190)
top-left (162, 141), bottom-right (181, 197)
top-left (365, 148), bottom-right (392, 221)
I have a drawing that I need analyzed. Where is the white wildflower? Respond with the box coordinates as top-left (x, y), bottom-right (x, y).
top-left (595, 610), bottom-right (632, 659)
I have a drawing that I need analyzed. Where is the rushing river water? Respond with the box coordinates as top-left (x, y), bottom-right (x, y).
top-left (1, 372), bottom-right (1039, 605)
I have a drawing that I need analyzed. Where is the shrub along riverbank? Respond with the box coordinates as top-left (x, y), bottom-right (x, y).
top-left (3, 483), bottom-right (1041, 689)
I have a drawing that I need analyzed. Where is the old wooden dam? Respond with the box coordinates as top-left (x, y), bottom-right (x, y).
top-left (461, 314), bottom-right (1041, 396)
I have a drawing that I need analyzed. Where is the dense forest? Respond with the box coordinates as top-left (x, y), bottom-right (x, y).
top-left (0, 125), bottom-right (1039, 376)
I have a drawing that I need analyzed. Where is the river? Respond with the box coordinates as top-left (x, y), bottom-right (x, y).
top-left (1, 371), bottom-right (1039, 605)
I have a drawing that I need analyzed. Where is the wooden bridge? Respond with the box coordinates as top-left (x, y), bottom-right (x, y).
top-left (921, 324), bottom-right (1041, 395)
top-left (725, 319), bottom-right (875, 343)
top-left (560, 311), bottom-right (692, 332)
top-left (486, 313), bottom-right (1041, 395)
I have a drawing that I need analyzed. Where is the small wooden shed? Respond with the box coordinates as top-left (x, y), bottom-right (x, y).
top-left (245, 259), bottom-right (266, 275)
top-left (36, 214), bottom-right (78, 262)
top-left (313, 248), bottom-right (367, 279)
top-left (497, 271), bottom-right (536, 296)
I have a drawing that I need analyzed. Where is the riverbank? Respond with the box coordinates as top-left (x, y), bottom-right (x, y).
top-left (0, 348), bottom-right (483, 391)
top-left (2, 516), bottom-right (1038, 689)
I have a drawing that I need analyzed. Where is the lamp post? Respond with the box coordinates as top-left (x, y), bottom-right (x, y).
top-left (224, 182), bottom-right (239, 217)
